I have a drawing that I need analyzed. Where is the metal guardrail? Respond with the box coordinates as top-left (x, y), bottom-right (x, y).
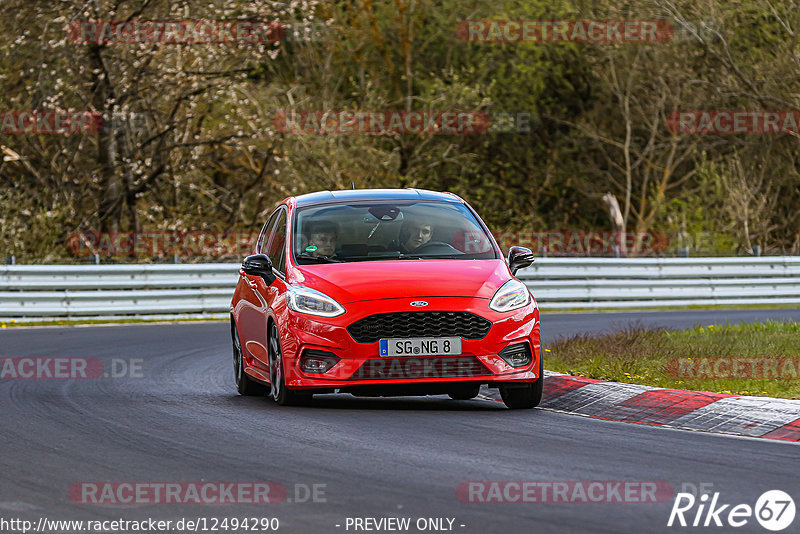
top-left (0, 264), bottom-right (238, 320)
top-left (1, 257), bottom-right (800, 320)
top-left (518, 257), bottom-right (800, 309)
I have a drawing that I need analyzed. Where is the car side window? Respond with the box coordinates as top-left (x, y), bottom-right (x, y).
top-left (256, 211), bottom-right (279, 254)
top-left (264, 208), bottom-right (287, 276)
top-left (277, 244), bottom-right (286, 273)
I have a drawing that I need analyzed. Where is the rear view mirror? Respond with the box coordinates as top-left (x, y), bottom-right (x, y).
top-left (508, 246), bottom-right (535, 276)
top-left (242, 254), bottom-right (276, 285)
top-left (367, 205), bottom-right (401, 221)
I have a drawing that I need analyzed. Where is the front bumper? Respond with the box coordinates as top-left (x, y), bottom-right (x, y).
top-left (278, 296), bottom-right (540, 390)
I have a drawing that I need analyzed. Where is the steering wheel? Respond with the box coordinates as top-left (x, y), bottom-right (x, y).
top-left (412, 241), bottom-right (461, 254)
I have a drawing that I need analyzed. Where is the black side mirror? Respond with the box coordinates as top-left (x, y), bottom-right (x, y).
top-left (242, 254), bottom-right (276, 285)
top-left (508, 246), bottom-right (535, 276)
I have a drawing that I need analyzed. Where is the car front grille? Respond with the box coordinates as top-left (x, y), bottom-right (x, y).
top-left (350, 356), bottom-right (492, 380)
top-left (346, 311), bottom-right (492, 343)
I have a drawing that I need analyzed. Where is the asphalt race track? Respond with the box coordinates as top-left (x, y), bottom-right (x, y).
top-left (2, 309), bottom-right (800, 534)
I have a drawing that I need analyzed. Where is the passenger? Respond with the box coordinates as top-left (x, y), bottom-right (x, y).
top-left (305, 221), bottom-right (338, 257)
top-left (399, 219), bottom-right (433, 252)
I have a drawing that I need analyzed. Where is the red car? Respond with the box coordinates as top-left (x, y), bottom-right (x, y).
top-left (230, 189), bottom-right (541, 409)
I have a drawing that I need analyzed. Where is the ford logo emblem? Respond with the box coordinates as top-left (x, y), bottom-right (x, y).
top-left (410, 301), bottom-right (428, 307)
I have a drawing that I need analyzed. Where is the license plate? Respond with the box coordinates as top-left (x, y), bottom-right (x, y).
top-left (379, 337), bottom-right (462, 357)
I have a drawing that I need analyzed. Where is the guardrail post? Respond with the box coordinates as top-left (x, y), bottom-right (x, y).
top-left (6, 255), bottom-right (14, 265)
top-left (753, 245), bottom-right (761, 257)
top-left (679, 247), bottom-right (689, 258)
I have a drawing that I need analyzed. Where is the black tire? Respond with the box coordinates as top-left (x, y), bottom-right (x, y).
top-left (268, 322), bottom-right (311, 406)
top-left (232, 320), bottom-right (267, 396)
top-left (499, 357), bottom-right (543, 409)
top-left (448, 384), bottom-right (481, 400)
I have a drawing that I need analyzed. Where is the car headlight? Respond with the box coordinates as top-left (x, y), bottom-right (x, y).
top-left (489, 279), bottom-right (531, 312)
top-left (287, 286), bottom-right (346, 317)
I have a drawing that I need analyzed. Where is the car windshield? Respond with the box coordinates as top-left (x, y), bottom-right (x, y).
top-left (293, 200), bottom-right (497, 264)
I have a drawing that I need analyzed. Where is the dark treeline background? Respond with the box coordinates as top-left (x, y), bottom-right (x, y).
top-left (1, 0), bottom-right (799, 261)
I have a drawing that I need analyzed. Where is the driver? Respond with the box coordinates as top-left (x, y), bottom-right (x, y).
top-left (305, 220), bottom-right (338, 257)
top-left (399, 219), bottom-right (433, 253)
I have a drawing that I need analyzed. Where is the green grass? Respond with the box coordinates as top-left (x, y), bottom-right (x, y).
top-left (544, 320), bottom-right (800, 399)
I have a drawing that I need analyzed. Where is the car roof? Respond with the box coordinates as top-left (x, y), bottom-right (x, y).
top-left (293, 188), bottom-right (462, 207)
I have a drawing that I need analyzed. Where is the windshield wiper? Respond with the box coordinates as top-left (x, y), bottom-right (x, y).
top-left (334, 253), bottom-right (423, 261)
top-left (296, 253), bottom-right (344, 263)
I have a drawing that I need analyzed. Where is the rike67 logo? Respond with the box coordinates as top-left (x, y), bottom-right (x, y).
top-left (668, 490), bottom-right (795, 531)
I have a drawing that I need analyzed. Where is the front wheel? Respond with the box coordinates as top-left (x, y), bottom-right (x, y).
top-left (499, 356), bottom-right (543, 409)
top-left (268, 322), bottom-right (311, 406)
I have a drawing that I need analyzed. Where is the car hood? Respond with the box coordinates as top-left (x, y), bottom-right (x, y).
top-left (289, 259), bottom-right (511, 304)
